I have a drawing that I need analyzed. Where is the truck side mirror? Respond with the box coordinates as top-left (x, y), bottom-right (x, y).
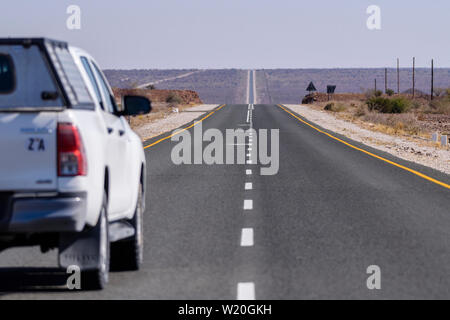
top-left (121, 95), bottom-right (151, 116)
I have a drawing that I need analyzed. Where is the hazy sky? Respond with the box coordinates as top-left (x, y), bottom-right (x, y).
top-left (2, 0), bottom-right (449, 69)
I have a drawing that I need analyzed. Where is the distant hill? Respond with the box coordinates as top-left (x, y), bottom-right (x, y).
top-left (104, 69), bottom-right (247, 104)
top-left (104, 69), bottom-right (198, 89)
top-left (104, 68), bottom-right (450, 104)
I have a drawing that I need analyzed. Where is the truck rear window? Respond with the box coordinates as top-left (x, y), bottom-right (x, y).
top-left (0, 45), bottom-right (63, 109)
top-left (0, 41), bottom-right (93, 110)
top-left (0, 54), bottom-right (15, 93)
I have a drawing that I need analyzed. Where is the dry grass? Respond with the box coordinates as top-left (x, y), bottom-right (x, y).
top-left (360, 112), bottom-right (422, 136)
top-left (314, 93), bottom-right (450, 139)
top-left (317, 100), bottom-right (361, 112)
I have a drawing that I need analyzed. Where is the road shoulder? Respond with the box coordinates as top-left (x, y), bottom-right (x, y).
top-left (282, 104), bottom-right (450, 180)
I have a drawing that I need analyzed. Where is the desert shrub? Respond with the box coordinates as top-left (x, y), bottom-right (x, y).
top-left (324, 102), bottom-right (347, 112)
top-left (366, 97), bottom-right (389, 112)
top-left (365, 89), bottom-right (383, 99)
top-left (433, 88), bottom-right (445, 97)
top-left (366, 97), bottom-right (410, 113)
top-left (333, 103), bottom-right (347, 112)
top-left (386, 89), bottom-right (395, 96)
top-left (430, 98), bottom-right (450, 115)
top-left (411, 100), bottom-right (422, 110)
top-left (374, 90), bottom-right (383, 97)
top-left (354, 105), bottom-right (367, 117)
top-left (362, 112), bottom-right (421, 135)
top-left (390, 97), bottom-right (411, 113)
top-left (166, 92), bottom-right (182, 104)
top-left (324, 103), bottom-right (334, 111)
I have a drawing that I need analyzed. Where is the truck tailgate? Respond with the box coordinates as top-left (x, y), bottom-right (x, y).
top-left (0, 112), bottom-right (58, 191)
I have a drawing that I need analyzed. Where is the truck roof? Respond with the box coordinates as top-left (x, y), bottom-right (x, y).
top-left (0, 37), bottom-right (68, 48)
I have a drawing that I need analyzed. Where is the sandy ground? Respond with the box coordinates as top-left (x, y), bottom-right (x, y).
top-left (132, 104), bottom-right (219, 141)
top-left (284, 104), bottom-right (450, 175)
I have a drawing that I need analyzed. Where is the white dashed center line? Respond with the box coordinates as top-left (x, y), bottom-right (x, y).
top-left (240, 228), bottom-right (254, 247)
top-left (238, 104), bottom-right (257, 301)
top-left (243, 199), bottom-right (253, 210)
top-left (237, 282), bottom-right (255, 300)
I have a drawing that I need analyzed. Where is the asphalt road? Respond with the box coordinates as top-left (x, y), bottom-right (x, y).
top-left (1, 102), bottom-right (450, 299)
top-left (248, 70), bottom-right (254, 105)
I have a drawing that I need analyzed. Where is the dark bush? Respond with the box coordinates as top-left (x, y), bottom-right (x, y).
top-left (390, 97), bottom-right (411, 113)
top-left (324, 103), bottom-right (334, 111)
top-left (374, 90), bottom-right (383, 97)
top-left (386, 89), bottom-right (395, 96)
top-left (366, 97), bottom-right (410, 113)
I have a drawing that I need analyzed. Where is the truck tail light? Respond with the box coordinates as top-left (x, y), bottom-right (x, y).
top-left (57, 123), bottom-right (87, 176)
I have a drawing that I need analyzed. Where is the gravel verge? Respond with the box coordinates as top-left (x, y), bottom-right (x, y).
top-left (133, 104), bottom-right (219, 141)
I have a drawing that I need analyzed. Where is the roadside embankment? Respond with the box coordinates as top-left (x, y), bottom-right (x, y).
top-left (113, 88), bottom-right (203, 105)
top-left (130, 104), bottom-right (219, 142)
top-left (113, 87), bottom-right (216, 141)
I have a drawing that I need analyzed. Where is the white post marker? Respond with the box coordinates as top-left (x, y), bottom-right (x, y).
top-left (243, 199), bottom-right (253, 210)
top-left (441, 135), bottom-right (448, 147)
top-left (240, 228), bottom-right (254, 246)
top-left (237, 282), bottom-right (255, 300)
top-left (245, 182), bottom-right (253, 190)
top-left (246, 169), bottom-right (252, 175)
top-left (432, 132), bottom-right (439, 142)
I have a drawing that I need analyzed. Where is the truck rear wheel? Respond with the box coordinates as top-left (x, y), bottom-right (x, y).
top-left (81, 192), bottom-right (110, 290)
top-left (111, 184), bottom-right (144, 271)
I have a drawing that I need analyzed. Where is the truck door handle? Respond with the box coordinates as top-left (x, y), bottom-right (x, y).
top-left (107, 127), bottom-right (114, 134)
top-left (119, 130), bottom-right (125, 136)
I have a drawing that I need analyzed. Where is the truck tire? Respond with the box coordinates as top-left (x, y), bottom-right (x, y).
top-left (111, 183), bottom-right (144, 271)
top-left (82, 192), bottom-right (110, 290)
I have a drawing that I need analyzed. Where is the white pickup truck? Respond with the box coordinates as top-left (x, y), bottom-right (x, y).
top-left (0, 38), bottom-right (151, 289)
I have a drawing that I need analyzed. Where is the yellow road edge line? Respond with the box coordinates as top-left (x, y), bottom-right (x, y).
top-left (277, 104), bottom-right (450, 190)
top-left (143, 104), bottom-right (226, 149)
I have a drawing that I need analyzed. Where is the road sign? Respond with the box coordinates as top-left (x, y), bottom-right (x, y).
top-left (306, 82), bottom-right (317, 92)
top-left (327, 85), bottom-right (336, 94)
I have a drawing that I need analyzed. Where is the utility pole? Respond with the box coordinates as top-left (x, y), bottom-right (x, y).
top-left (431, 59), bottom-right (434, 101)
top-left (412, 57), bottom-right (415, 99)
top-left (385, 68), bottom-right (387, 93)
top-left (397, 58), bottom-right (400, 94)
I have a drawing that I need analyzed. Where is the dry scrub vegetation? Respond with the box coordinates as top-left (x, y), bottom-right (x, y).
top-left (312, 89), bottom-right (450, 139)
